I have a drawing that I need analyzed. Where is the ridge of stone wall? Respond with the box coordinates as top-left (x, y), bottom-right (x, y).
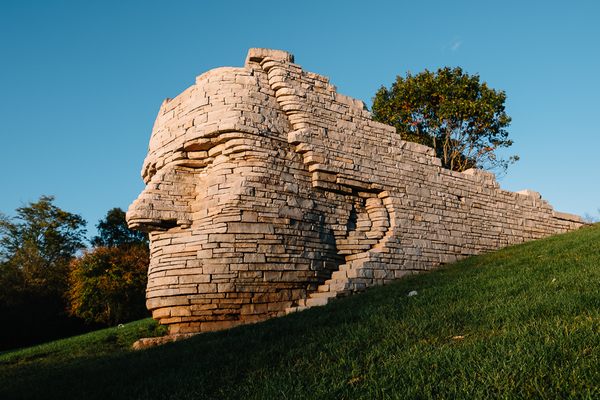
top-left (127, 48), bottom-right (584, 335)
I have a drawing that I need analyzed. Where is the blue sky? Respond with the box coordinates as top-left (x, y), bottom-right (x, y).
top-left (1, 0), bottom-right (598, 240)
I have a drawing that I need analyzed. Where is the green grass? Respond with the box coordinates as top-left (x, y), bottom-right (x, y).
top-left (1, 224), bottom-right (599, 399)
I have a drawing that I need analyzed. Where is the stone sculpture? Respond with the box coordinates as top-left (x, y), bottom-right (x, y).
top-left (127, 48), bottom-right (584, 336)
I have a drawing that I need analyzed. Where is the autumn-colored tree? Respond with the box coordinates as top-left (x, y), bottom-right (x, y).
top-left (68, 244), bottom-right (149, 325)
top-left (372, 67), bottom-right (518, 172)
top-left (68, 208), bottom-right (150, 325)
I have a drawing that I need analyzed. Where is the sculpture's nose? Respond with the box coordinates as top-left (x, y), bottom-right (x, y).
top-left (126, 167), bottom-right (196, 232)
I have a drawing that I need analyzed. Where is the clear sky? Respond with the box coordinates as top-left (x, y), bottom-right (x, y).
top-left (1, 0), bottom-right (598, 240)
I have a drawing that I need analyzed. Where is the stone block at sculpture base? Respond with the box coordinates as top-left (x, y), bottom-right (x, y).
top-left (127, 48), bottom-right (584, 337)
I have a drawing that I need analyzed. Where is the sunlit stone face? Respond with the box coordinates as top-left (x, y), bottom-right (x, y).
top-left (127, 65), bottom-right (348, 334)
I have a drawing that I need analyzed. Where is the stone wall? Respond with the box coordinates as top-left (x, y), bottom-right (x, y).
top-left (127, 48), bottom-right (584, 335)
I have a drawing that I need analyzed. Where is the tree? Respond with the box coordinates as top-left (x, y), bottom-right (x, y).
top-left (91, 208), bottom-right (147, 248)
top-left (68, 244), bottom-right (149, 325)
top-left (372, 67), bottom-right (518, 172)
top-left (583, 209), bottom-right (600, 223)
top-left (69, 207), bottom-right (150, 325)
top-left (0, 195), bottom-right (86, 298)
top-left (0, 196), bottom-right (87, 349)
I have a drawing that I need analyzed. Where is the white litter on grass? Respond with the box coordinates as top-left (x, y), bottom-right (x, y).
top-left (407, 290), bottom-right (418, 297)
top-left (118, 324), bottom-right (125, 329)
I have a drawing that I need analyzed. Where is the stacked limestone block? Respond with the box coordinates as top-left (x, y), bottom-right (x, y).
top-left (127, 48), bottom-right (584, 334)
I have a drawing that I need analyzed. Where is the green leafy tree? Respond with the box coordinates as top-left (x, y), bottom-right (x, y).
top-left (91, 208), bottom-right (147, 248)
top-left (0, 195), bottom-right (86, 298)
top-left (68, 244), bottom-right (149, 325)
top-left (0, 196), bottom-right (87, 349)
top-left (372, 67), bottom-right (518, 172)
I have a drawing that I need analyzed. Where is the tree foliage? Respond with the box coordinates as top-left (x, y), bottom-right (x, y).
top-left (91, 208), bottom-right (147, 248)
top-left (69, 207), bottom-right (150, 325)
top-left (68, 244), bottom-right (149, 325)
top-left (0, 196), bottom-right (87, 349)
top-left (372, 67), bottom-right (518, 172)
top-left (0, 195), bottom-right (86, 297)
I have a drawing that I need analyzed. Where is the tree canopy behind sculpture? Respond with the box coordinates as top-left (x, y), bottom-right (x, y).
top-left (68, 245), bottom-right (149, 325)
top-left (91, 208), bottom-right (147, 248)
top-left (70, 207), bottom-right (150, 325)
top-left (372, 67), bottom-right (518, 172)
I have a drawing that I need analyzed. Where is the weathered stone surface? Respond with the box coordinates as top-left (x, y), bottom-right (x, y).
top-left (127, 48), bottom-right (585, 336)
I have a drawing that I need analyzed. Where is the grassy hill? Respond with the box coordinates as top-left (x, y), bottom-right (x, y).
top-left (1, 224), bottom-right (599, 399)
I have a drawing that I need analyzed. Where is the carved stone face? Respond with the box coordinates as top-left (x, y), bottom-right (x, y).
top-left (127, 64), bottom-right (349, 334)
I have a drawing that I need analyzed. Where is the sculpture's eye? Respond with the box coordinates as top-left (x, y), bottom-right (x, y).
top-left (143, 149), bottom-right (212, 183)
top-left (176, 154), bottom-right (211, 169)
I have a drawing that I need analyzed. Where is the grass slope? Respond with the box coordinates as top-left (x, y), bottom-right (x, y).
top-left (1, 224), bottom-right (599, 399)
